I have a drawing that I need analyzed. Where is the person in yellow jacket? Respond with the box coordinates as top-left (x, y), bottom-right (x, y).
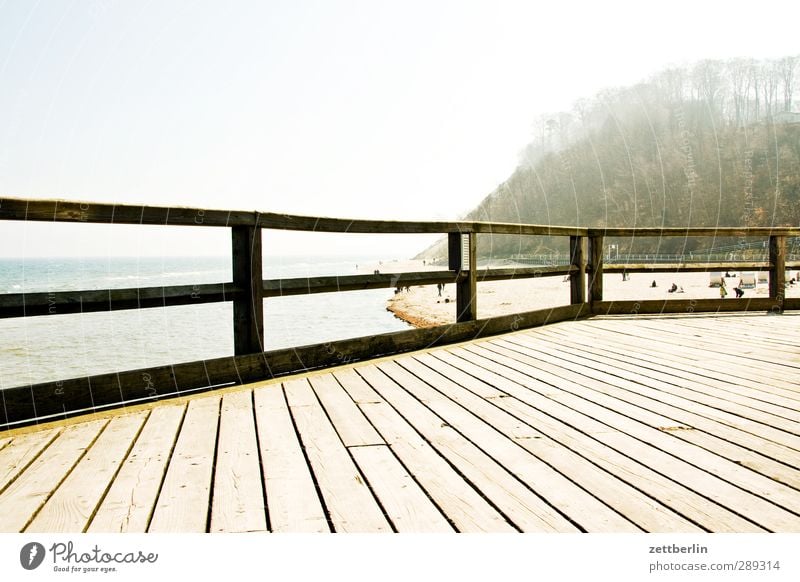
top-left (720, 278), bottom-right (728, 298)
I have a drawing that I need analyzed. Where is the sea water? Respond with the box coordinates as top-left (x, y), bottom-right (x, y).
top-left (0, 255), bottom-right (409, 388)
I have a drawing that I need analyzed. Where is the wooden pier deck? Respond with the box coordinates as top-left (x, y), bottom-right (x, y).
top-left (1, 313), bottom-right (799, 533)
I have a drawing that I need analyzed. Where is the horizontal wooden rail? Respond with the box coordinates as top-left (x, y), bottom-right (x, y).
top-left (601, 261), bottom-right (800, 273)
top-left (263, 266), bottom-right (573, 297)
top-left (0, 283), bottom-right (240, 318)
top-left (588, 227), bottom-right (800, 237)
top-left (0, 197), bottom-right (586, 236)
top-left (594, 297), bottom-right (796, 316)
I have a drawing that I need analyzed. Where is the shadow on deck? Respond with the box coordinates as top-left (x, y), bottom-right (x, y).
top-left (1, 313), bottom-right (799, 533)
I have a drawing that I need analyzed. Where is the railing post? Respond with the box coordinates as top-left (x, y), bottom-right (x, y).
top-left (569, 235), bottom-right (586, 304)
top-left (768, 235), bottom-right (785, 313)
top-left (589, 234), bottom-right (604, 309)
top-left (232, 222), bottom-right (265, 354)
top-left (449, 231), bottom-right (477, 322)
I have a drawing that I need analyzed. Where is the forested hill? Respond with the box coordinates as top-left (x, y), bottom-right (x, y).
top-left (419, 57), bottom-right (800, 259)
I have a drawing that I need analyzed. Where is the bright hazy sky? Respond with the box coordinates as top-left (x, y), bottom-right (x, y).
top-left (1, 0), bottom-right (798, 257)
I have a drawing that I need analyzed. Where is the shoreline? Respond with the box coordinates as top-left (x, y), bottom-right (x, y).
top-left (384, 270), bottom-right (800, 329)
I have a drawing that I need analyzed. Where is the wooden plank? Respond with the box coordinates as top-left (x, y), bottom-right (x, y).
top-left (0, 420), bottom-right (107, 532)
top-left (531, 326), bottom-right (800, 474)
top-left (283, 378), bottom-right (390, 532)
top-left (495, 334), bottom-right (800, 453)
top-left (148, 396), bottom-right (221, 532)
top-left (465, 341), bottom-right (792, 530)
top-left (470, 342), bottom-right (800, 530)
top-left (541, 322), bottom-right (800, 403)
top-left (0, 196), bottom-right (589, 235)
top-left (0, 429), bottom-right (61, 494)
top-left (0, 197), bottom-right (256, 227)
top-left (253, 385), bottom-right (329, 533)
top-left (26, 412), bottom-right (147, 532)
top-left (232, 225), bottom-right (264, 355)
top-left (591, 320), bottom-right (800, 402)
top-left (593, 298), bottom-right (778, 315)
top-left (0, 437), bottom-right (11, 451)
top-left (210, 391), bottom-right (267, 532)
top-left (623, 317), bottom-right (800, 370)
top-left (602, 262), bottom-right (772, 273)
top-left (379, 359), bottom-right (649, 532)
top-left (407, 353), bottom-right (703, 532)
top-left (507, 332), bottom-right (800, 487)
top-left (433, 348), bottom-right (764, 532)
top-left (506, 333), bottom-right (800, 438)
top-left (350, 445), bottom-right (454, 532)
top-left (88, 404), bottom-right (186, 532)
top-left (664, 316), bottom-right (800, 352)
top-left (258, 211), bottom-right (588, 237)
top-left (588, 226), bottom-right (800, 237)
top-left (336, 367), bottom-right (516, 532)
top-left (264, 271), bottom-right (459, 297)
top-left (308, 374), bottom-right (383, 447)
top-left (535, 323), bottom-right (800, 414)
top-left (570, 319), bottom-right (800, 396)
top-left (9, 197), bottom-right (800, 237)
top-left (360, 364), bottom-right (597, 532)
top-left (0, 283), bottom-right (238, 319)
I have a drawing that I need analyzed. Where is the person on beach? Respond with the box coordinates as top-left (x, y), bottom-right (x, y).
top-left (668, 283), bottom-right (678, 293)
top-left (651, 280), bottom-right (657, 288)
top-left (720, 279), bottom-right (728, 298)
top-left (734, 287), bottom-right (744, 298)
top-left (437, 283), bottom-right (443, 296)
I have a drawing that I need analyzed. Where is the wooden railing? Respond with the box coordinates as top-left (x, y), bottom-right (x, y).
top-left (1, 197), bottom-right (798, 428)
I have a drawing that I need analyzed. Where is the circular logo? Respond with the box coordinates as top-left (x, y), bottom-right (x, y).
top-left (20, 542), bottom-right (46, 570)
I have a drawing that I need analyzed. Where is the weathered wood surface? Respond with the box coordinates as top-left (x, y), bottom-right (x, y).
top-left (601, 262), bottom-right (799, 273)
top-left (569, 236), bottom-right (586, 304)
top-left (5, 197), bottom-right (800, 237)
top-left (592, 298), bottom-right (786, 315)
top-left (210, 391), bottom-right (267, 532)
top-left (589, 235), bottom-right (604, 303)
top-left (265, 267), bottom-right (573, 297)
top-left (0, 283), bottom-right (239, 319)
top-left (0, 313), bottom-right (798, 533)
top-left (0, 196), bottom-right (587, 235)
top-left (147, 397), bottom-right (220, 532)
top-left (26, 413), bottom-right (147, 532)
top-left (232, 225), bottom-right (264, 355)
top-left (452, 232), bottom-right (477, 322)
top-left (88, 405), bottom-right (186, 532)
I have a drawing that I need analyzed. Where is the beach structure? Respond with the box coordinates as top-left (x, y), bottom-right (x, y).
top-left (739, 272), bottom-right (757, 289)
top-left (1, 197), bottom-right (799, 533)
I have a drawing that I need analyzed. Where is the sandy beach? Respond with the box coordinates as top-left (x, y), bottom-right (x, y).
top-left (366, 260), bottom-right (800, 327)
